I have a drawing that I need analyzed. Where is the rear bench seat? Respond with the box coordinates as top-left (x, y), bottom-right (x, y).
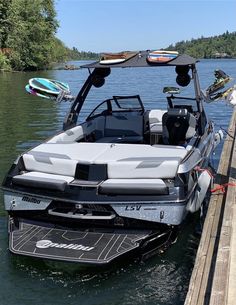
top-left (96, 144), bottom-right (187, 179)
top-left (22, 143), bottom-right (110, 177)
top-left (22, 143), bottom-right (188, 179)
top-left (14, 143), bottom-right (111, 191)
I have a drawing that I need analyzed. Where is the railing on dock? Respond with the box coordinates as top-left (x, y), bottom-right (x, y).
top-left (184, 108), bottom-right (236, 305)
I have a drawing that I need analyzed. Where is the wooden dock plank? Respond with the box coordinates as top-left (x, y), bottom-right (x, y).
top-left (184, 108), bottom-right (236, 305)
top-left (210, 124), bottom-right (236, 305)
top-left (227, 189), bottom-right (236, 305)
top-left (227, 141), bottom-right (236, 304)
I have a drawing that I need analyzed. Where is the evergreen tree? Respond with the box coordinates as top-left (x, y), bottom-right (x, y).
top-left (166, 32), bottom-right (236, 58)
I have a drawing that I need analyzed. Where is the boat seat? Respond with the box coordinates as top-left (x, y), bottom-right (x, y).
top-left (107, 158), bottom-right (181, 179)
top-left (162, 108), bottom-right (196, 145)
top-left (99, 178), bottom-right (168, 195)
top-left (147, 109), bottom-right (167, 144)
top-left (47, 114), bottom-right (144, 145)
top-left (13, 172), bottom-right (74, 192)
top-left (47, 125), bottom-right (85, 144)
top-left (148, 109), bottom-right (167, 133)
top-left (95, 144), bottom-right (188, 179)
top-left (22, 143), bottom-right (188, 180)
top-left (22, 143), bottom-right (111, 177)
top-left (48, 116), bottom-right (105, 144)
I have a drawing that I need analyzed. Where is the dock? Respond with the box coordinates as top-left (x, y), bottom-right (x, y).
top-left (184, 108), bottom-right (236, 305)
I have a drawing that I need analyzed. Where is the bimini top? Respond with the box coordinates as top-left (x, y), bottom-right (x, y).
top-left (81, 50), bottom-right (197, 69)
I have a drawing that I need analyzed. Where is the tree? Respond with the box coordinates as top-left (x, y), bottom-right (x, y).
top-left (165, 32), bottom-right (236, 58)
top-left (5, 0), bottom-right (59, 70)
top-left (0, 0), bottom-right (12, 48)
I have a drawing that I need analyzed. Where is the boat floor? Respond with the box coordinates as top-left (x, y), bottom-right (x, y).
top-left (9, 219), bottom-right (154, 264)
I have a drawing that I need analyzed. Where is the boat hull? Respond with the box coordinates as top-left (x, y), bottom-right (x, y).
top-left (4, 189), bottom-right (189, 226)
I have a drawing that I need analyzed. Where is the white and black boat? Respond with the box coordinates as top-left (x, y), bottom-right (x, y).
top-left (2, 51), bottom-right (222, 264)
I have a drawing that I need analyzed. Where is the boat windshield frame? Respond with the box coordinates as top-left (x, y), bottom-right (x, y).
top-left (86, 95), bottom-right (145, 121)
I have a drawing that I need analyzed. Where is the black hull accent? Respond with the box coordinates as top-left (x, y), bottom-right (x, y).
top-left (8, 218), bottom-right (174, 265)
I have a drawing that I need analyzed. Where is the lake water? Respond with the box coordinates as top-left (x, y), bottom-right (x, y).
top-left (0, 59), bottom-right (235, 305)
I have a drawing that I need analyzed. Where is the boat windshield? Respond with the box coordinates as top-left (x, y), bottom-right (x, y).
top-left (168, 96), bottom-right (198, 113)
top-left (87, 95), bottom-right (144, 120)
top-left (113, 96), bottom-right (144, 111)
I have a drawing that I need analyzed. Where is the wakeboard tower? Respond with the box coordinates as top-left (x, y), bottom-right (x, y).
top-left (2, 50), bottom-right (234, 265)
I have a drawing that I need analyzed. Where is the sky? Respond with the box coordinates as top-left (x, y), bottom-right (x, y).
top-left (55, 0), bottom-right (236, 52)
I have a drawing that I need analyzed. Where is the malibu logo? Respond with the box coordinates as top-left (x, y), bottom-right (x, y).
top-left (36, 240), bottom-right (94, 252)
top-left (22, 196), bottom-right (41, 204)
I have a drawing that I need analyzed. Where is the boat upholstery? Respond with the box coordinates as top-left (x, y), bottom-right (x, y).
top-left (48, 116), bottom-right (106, 143)
top-left (48, 112), bottom-right (144, 144)
top-left (13, 171), bottom-right (74, 191)
top-left (22, 143), bottom-right (188, 180)
top-left (162, 108), bottom-right (196, 145)
top-left (99, 178), bottom-right (168, 195)
top-left (148, 109), bottom-right (167, 134)
top-left (146, 109), bottom-right (167, 144)
top-left (22, 143), bottom-right (109, 176)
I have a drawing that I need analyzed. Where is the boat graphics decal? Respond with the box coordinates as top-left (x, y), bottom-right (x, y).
top-left (125, 205), bottom-right (142, 211)
top-left (36, 240), bottom-right (94, 251)
top-left (4, 191), bottom-right (52, 211)
top-left (22, 196), bottom-right (41, 204)
top-left (112, 203), bottom-right (187, 225)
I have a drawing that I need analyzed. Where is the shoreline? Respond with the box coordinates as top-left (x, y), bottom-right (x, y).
top-left (1, 57), bottom-right (235, 73)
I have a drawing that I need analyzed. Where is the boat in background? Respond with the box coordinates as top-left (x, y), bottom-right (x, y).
top-left (2, 50), bottom-right (224, 265)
